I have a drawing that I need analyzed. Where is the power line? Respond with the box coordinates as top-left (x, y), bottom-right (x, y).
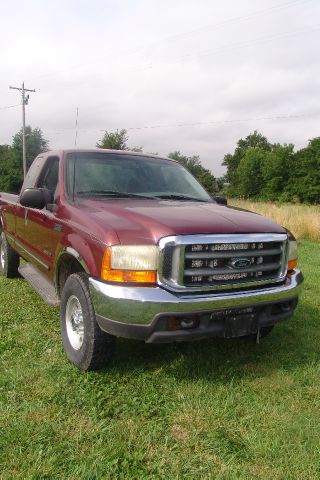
top-left (29, 0), bottom-right (313, 84)
top-left (129, 23), bottom-right (319, 71)
top-left (0, 103), bottom-right (21, 110)
top-left (51, 21), bottom-right (320, 118)
top-left (152, 0), bottom-right (313, 46)
top-left (31, 20), bottom-right (320, 120)
top-left (177, 24), bottom-right (320, 63)
top-left (102, 22), bottom-right (319, 86)
top-left (42, 111), bottom-right (318, 138)
top-left (123, 112), bottom-right (319, 130)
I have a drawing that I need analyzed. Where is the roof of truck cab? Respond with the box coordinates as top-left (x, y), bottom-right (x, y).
top-left (41, 149), bottom-right (175, 162)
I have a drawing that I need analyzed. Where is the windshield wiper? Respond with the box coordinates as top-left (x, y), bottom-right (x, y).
top-left (154, 194), bottom-right (209, 202)
top-left (76, 190), bottom-right (157, 199)
top-left (76, 190), bottom-right (208, 202)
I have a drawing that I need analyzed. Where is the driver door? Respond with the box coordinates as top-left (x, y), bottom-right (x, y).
top-left (22, 155), bottom-right (61, 275)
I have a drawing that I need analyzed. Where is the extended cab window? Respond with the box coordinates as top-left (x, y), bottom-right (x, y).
top-left (37, 156), bottom-right (60, 201)
top-left (23, 156), bottom-right (46, 190)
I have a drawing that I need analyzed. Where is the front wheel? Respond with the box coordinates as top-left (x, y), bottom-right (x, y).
top-left (60, 273), bottom-right (115, 371)
top-left (0, 232), bottom-right (19, 278)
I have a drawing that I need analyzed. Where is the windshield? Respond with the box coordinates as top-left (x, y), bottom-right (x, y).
top-left (66, 152), bottom-right (212, 202)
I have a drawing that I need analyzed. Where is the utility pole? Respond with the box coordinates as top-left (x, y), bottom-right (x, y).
top-left (9, 82), bottom-right (36, 178)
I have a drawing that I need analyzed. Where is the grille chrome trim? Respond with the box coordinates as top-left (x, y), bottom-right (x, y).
top-left (158, 233), bottom-right (288, 292)
top-left (185, 247), bottom-right (282, 259)
top-left (184, 262), bottom-right (281, 276)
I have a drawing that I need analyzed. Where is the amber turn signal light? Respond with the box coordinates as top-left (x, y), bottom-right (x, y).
top-left (288, 259), bottom-right (298, 271)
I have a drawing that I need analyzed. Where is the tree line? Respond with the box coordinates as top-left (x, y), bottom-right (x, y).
top-left (0, 127), bottom-right (319, 204)
top-left (223, 131), bottom-right (320, 204)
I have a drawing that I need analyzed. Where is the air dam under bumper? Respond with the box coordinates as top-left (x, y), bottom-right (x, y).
top-left (89, 270), bottom-right (303, 343)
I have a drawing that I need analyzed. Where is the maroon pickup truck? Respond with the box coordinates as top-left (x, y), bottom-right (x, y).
top-left (0, 149), bottom-right (303, 370)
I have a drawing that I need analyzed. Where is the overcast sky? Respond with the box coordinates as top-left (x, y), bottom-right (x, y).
top-left (1, 0), bottom-right (320, 176)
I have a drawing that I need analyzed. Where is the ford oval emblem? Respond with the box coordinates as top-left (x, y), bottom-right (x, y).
top-left (230, 258), bottom-right (251, 269)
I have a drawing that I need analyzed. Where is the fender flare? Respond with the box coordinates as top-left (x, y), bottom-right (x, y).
top-left (55, 246), bottom-right (90, 287)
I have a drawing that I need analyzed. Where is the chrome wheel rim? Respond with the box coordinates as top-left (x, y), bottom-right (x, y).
top-left (65, 295), bottom-right (84, 350)
top-left (0, 238), bottom-right (5, 270)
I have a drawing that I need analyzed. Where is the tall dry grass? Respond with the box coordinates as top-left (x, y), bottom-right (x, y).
top-left (228, 199), bottom-right (320, 241)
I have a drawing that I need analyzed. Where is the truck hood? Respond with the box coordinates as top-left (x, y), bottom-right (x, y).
top-left (77, 199), bottom-right (286, 244)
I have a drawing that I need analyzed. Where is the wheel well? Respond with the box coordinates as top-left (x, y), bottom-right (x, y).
top-left (56, 255), bottom-right (86, 297)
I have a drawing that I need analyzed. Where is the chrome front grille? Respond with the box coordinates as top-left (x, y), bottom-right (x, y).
top-left (159, 234), bottom-right (288, 292)
top-left (184, 241), bottom-right (284, 286)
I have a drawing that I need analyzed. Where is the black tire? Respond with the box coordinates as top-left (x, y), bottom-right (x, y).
top-left (0, 231), bottom-right (20, 278)
top-left (60, 273), bottom-right (115, 371)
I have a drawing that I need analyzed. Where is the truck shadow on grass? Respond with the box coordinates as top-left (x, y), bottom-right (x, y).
top-left (106, 304), bottom-right (318, 382)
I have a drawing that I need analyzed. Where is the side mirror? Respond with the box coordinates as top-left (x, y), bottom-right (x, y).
top-left (213, 195), bottom-right (228, 206)
top-left (20, 188), bottom-right (47, 209)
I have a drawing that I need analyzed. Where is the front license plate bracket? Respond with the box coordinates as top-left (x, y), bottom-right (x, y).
top-left (210, 307), bottom-right (259, 338)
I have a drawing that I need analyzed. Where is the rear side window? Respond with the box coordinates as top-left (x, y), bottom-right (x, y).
top-left (37, 157), bottom-right (59, 190)
top-left (37, 156), bottom-right (60, 200)
top-left (22, 156), bottom-right (46, 190)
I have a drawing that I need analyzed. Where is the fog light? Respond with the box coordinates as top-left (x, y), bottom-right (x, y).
top-left (181, 318), bottom-right (197, 329)
top-left (166, 316), bottom-right (200, 331)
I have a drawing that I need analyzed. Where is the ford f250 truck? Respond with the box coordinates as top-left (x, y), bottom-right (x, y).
top-left (0, 149), bottom-right (303, 370)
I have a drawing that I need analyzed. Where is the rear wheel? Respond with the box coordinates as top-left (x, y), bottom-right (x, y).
top-left (60, 273), bottom-right (115, 371)
top-left (0, 232), bottom-right (20, 278)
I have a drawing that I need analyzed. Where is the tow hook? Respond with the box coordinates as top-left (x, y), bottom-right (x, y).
top-left (256, 327), bottom-right (260, 344)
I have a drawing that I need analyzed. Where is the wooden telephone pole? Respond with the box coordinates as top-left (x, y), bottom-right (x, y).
top-left (9, 82), bottom-right (36, 178)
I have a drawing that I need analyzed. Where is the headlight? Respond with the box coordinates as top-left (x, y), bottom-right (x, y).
top-left (287, 230), bottom-right (298, 271)
top-left (101, 245), bottom-right (159, 283)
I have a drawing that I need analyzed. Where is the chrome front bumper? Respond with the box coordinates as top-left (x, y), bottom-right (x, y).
top-left (89, 270), bottom-right (303, 342)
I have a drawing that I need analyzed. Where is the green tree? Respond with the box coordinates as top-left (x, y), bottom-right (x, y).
top-left (260, 144), bottom-right (295, 201)
top-left (168, 151), bottom-right (218, 194)
top-left (0, 145), bottom-right (23, 193)
top-left (12, 126), bottom-right (49, 170)
top-left (97, 129), bottom-right (143, 152)
top-left (223, 131), bottom-right (272, 193)
top-left (96, 129), bottom-right (129, 150)
top-left (216, 175), bottom-right (228, 194)
top-left (234, 147), bottom-right (265, 198)
top-left (222, 131), bottom-right (320, 203)
top-left (285, 137), bottom-right (320, 203)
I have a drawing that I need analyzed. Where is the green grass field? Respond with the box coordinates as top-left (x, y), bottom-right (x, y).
top-left (1, 241), bottom-right (319, 479)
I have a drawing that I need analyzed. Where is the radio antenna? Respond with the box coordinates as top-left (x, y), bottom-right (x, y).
top-left (74, 107), bottom-right (79, 147)
top-left (72, 107), bottom-right (79, 202)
